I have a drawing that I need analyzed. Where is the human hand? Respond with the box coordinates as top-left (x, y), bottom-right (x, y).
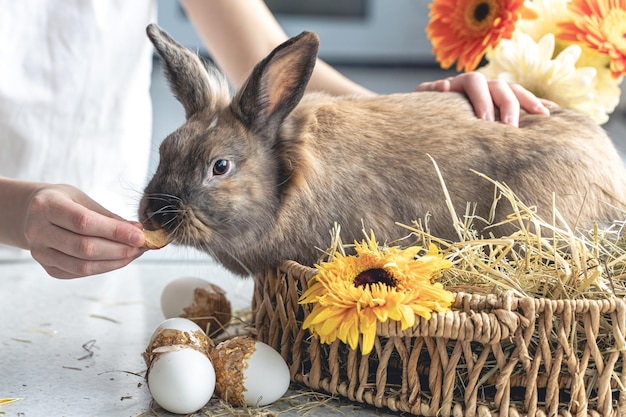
top-left (22, 184), bottom-right (147, 279)
top-left (416, 72), bottom-right (553, 127)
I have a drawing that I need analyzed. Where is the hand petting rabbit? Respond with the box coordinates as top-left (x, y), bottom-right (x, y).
top-left (140, 24), bottom-right (626, 276)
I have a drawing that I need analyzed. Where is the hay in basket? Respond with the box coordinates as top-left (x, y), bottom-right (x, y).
top-left (252, 171), bottom-right (626, 417)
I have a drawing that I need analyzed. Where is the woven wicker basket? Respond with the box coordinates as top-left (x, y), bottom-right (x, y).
top-left (253, 260), bottom-right (626, 417)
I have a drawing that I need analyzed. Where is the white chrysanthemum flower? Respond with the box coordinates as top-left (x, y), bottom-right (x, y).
top-left (576, 45), bottom-right (624, 115)
top-left (479, 32), bottom-right (618, 124)
top-left (593, 70), bottom-right (623, 117)
top-left (517, 0), bottom-right (569, 42)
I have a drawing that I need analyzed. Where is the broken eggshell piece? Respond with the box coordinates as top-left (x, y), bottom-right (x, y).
top-left (212, 336), bottom-right (290, 407)
top-left (160, 277), bottom-right (232, 337)
top-left (144, 317), bottom-right (213, 358)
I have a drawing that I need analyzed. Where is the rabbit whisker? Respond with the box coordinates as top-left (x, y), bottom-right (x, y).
top-left (144, 206), bottom-right (181, 224)
top-left (195, 231), bottom-right (254, 277)
top-left (169, 206), bottom-right (253, 275)
top-left (145, 192), bottom-right (183, 202)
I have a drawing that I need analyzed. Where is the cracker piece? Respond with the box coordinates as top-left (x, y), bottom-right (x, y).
top-left (144, 229), bottom-right (170, 249)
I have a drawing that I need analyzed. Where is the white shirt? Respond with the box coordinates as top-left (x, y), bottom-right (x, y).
top-left (0, 0), bottom-right (156, 258)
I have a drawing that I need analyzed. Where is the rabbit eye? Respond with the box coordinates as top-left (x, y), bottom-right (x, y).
top-left (212, 159), bottom-right (231, 176)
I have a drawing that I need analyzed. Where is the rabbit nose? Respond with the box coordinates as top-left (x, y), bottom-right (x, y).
top-left (145, 196), bottom-right (180, 229)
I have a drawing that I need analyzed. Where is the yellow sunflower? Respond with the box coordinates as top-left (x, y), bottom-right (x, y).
top-left (299, 232), bottom-right (454, 355)
top-left (426, 0), bottom-right (537, 72)
top-left (557, 0), bottom-right (626, 79)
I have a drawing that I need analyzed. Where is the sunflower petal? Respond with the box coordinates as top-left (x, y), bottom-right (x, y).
top-left (360, 320), bottom-right (378, 355)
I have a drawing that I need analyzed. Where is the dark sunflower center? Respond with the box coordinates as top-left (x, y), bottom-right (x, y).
top-left (353, 268), bottom-right (396, 288)
top-left (473, 2), bottom-right (490, 22)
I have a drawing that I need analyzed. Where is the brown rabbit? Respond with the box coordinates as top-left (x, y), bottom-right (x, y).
top-left (140, 24), bottom-right (626, 276)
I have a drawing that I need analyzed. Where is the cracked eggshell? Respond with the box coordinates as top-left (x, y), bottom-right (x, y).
top-left (160, 277), bottom-right (232, 337)
top-left (150, 317), bottom-right (204, 338)
top-left (144, 318), bottom-right (213, 366)
top-left (161, 278), bottom-right (210, 318)
top-left (212, 336), bottom-right (290, 407)
top-left (146, 317), bottom-right (208, 351)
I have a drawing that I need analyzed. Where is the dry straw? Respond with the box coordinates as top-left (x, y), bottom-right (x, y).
top-left (323, 167), bottom-right (626, 303)
top-left (404, 170), bottom-right (626, 302)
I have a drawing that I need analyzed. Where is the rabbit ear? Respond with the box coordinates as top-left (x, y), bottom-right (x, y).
top-left (232, 31), bottom-right (319, 135)
top-left (146, 24), bottom-right (222, 118)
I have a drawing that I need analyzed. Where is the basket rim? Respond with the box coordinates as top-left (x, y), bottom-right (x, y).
top-left (253, 259), bottom-right (626, 343)
top-left (270, 259), bottom-right (626, 309)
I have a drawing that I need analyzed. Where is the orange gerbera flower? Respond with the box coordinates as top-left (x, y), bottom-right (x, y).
top-left (557, 0), bottom-right (626, 79)
top-left (426, 0), bottom-right (537, 72)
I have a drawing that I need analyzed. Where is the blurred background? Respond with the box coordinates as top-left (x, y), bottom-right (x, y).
top-left (151, 0), bottom-right (626, 176)
top-left (157, 0), bottom-right (436, 65)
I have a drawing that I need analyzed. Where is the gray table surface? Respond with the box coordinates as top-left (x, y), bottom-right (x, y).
top-left (0, 249), bottom-right (403, 417)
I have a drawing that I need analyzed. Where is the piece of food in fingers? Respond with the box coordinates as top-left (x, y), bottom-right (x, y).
top-left (144, 229), bottom-right (170, 249)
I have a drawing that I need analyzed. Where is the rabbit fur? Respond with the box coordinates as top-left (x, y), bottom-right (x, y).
top-left (140, 24), bottom-right (626, 276)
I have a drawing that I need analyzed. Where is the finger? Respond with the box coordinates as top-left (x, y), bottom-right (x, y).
top-left (30, 223), bottom-right (147, 262)
top-left (415, 79), bottom-right (451, 93)
top-left (33, 247), bottom-right (145, 279)
top-left (26, 188), bottom-right (146, 247)
top-left (509, 83), bottom-right (551, 115)
top-left (129, 220), bottom-right (145, 229)
top-left (41, 255), bottom-right (143, 279)
top-left (34, 218), bottom-right (146, 261)
top-left (540, 98), bottom-right (558, 108)
top-left (48, 199), bottom-right (145, 247)
top-left (487, 79), bottom-right (520, 126)
top-left (448, 73), bottom-right (495, 122)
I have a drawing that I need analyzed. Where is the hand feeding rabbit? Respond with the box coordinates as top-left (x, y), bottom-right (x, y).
top-left (140, 24), bottom-right (626, 276)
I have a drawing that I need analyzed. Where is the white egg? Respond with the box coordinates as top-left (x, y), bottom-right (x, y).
top-left (213, 337), bottom-right (290, 407)
top-left (147, 347), bottom-right (216, 414)
top-left (144, 318), bottom-right (215, 414)
top-left (242, 341), bottom-right (291, 406)
top-left (160, 277), bottom-right (210, 319)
